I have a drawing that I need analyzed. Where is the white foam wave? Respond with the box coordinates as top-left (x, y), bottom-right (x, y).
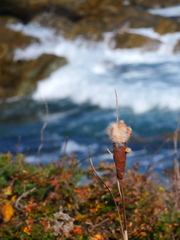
top-left (148, 5), bottom-right (180, 17)
top-left (8, 22), bottom-right (56, 41)
top-left (61, 140), bottom-right (88, 154)
top-left (7, 23), bottom-right (180, 113)
top-left (60, 140), bottom-right (97, 155)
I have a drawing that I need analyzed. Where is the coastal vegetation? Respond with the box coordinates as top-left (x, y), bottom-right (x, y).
top-left (0, 1), bottom-right (180, 239)
top-left (0, 149), bottom-right (179, 239)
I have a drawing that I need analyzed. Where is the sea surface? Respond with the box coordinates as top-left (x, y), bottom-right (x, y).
top-left (0, 5), bottom-right (180, 177)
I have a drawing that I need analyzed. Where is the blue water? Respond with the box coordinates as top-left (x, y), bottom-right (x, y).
top-left (0, 96), bottom-right (178, 176)
top-left (0, 14), bottom-right (180, 175)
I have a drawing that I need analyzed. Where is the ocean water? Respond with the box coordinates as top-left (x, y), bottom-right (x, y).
top-left (0, 10), bottom-right (180, 176)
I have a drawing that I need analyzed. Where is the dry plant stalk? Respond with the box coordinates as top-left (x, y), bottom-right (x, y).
top-left (107, 120), bottom-right (132, 240)
top-left (14, 187), bottom-right (37, 211)
top-left (37, 99), bottom-right (49, 166)
top-left (173, 119), bottom-right (180, 211)
top-left (89, 158), bottom-right (124, 236)
top-left (90, 91), bottom-right (132, 239)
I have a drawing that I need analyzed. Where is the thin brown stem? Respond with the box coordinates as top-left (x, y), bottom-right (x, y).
top-left (119, 180), bottom-right (127, 231)
top-left (62, 136), bottom-right (69, 157)
top-left (89, 158), bottom-right (125, 239)
top-left (14, 187), bottom-right (37, 212)
top-left (76, 150), bottom-right (109, 166)
top-left (173, 118), bottom-right (180, 211)
top-left (90, 218), bottom-right (110, 232)
top-left (118, 180), bottom-right (128, 240)
top-left (37, 100), bottom-right (49, 166)
top-left (115, 89), bottom-right (119, 122)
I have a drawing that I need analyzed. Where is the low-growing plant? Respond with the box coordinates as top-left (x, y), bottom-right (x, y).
top-left (0, 152), bottom-right (180, 240)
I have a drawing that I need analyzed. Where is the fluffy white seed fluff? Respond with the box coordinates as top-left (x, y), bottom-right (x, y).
top-left (107, 120), bottom-right (132, 146)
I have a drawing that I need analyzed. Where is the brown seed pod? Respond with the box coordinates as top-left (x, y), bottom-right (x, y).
top-left (113, 143), bottom-right (127, 180)
top-left (107, 120), bottom-right (132, 180)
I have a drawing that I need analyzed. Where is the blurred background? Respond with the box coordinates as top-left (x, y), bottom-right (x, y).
top-left (0, 0), bottom-right (180, 176)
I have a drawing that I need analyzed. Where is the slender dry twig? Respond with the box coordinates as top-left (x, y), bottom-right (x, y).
top-left (89, 158), bottom-right (125, 239)
top-left (119, 180), bottom-right (128, 240)
top-left (106, 91), bottom-right (132, 240)
top-left (109, 143), bottom-right (131, 237)
top-left (107, 148), bottom-right (114, 158)
top-left (76, 150), bottom-right (109, 166)
top-left (173, 118), bottom-right (180, 211)
top-left (61, 136), bottom-right (69, 166)
top-left (62, 136), bottom-right (69, 158)
top-left (14, 187), bottom-right (37, 211)
top-left (146, 138), bottom-right (171, 174)
top-left (149, 151), bottom-right (178, 171)
top-left (90, 218), bottom-right (110, 232)
top-left (115, 89), bottom-right (119, 123)
top-left (117, 179), bottom-right (122, 201)
top-left (37, 100), bottom-right (49, 166)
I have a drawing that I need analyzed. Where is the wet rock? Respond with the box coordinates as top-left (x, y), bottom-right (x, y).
top-left (110, 32), bottom-right (161, 50)
top-left (0, 53), bottom-right (67, 99)
top-left (32, 12), bottom-right (107, 40)
top-left (0, 0), bottom-right (83, 22)
top-left (128, 0), bottom-right (180, 9)
top-left (103, 6), bottom-right (161, 31)
top-left (0, 15), bottom-right (21, 25)
top-left (31, 6), bottom-right (161, 41)
top-left (1, 0), bottom-right (180, 41)
top-left (0, 25), bottom-right (40, 89)
top-left (0, 0), bottom-right (51, 22)
top-left (1, 0), bottom-right (180, 26)
top-left (0, 25), bottom-right (40, 90)
top-left (154, 19), bottom-right (180, 35)
top-left (1, 0), bottom-right (180, 21)
top-left (174, 40), bottom-right (180, 52)
top-left (0, 24), bottom-right (67, 99)
top-left (0, 25), bottom-right (39, 54)
top-left (31, 12), bottom-right (76, 38)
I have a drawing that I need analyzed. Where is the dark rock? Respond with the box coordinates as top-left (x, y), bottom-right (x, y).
top-left (154, 19), bottom-right (180, 35)
top-left (1, 0), bottom-right (180, 23)
top-left (31, 12), bottom-right (76, 38)
top-left (0, 0), bottom-right (51, 22)
top-left (0, 25), bottom-right (40, 83)
top-left (174, 40), bottom-right (180, 52)
top-left (0, 25), bottom-right (39, 54)
top-left (0, 23), bottom-right (67, 99)
top-left (110, 32), bottom-right (161, 50)
top-left (0, 25), bottom-right (40, 87)
top-left (0, 15), bottom-right (21, 25)
top-left (1, 0), bottom-right (180, 41)
top-left (0, 0), bottom-right (83, 22)
top-left (0, 25), bottom-right (65, 98)
top-left (0, 54), bottom-right (67, 99)
top-left (31, 6), bottom-right (161, 41)
top-left (103, 6), bottom-right (160, 31)
top-left (128, 0), bottom-right (180, 9)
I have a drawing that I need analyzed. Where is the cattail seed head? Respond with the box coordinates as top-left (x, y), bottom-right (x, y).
top-left (107, 120), bottom-right (132, 180)
top-left (107, 120), bottom-right (132, 147)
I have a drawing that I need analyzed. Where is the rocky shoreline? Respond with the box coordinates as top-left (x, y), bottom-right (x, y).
top-left (0, 0), bottom-right (180, 99)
